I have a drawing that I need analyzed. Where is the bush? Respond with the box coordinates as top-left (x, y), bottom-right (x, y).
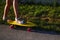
top-left (0, 0), bottom-right (60, 32)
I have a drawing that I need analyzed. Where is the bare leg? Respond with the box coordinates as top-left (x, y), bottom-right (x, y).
top-left (13, 0), bottom-right (19, 20)
top-left (3, 0), bottom-right (12, 20)
top-left (13, 0), bottom-right (24, 24)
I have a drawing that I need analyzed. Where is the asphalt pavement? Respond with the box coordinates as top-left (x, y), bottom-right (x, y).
top-left (0, 24), bottom-right (60, 40)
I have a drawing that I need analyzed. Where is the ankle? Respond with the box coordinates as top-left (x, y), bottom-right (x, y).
top-left (15, 18), bottom-right (17, 21)
top-left (3, 16), bottom-right (5, 21)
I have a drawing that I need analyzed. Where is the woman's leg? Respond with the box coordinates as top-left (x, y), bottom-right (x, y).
top-left (3, 0), bottom-right (12, 20)
top-left (13, 0), bottom-right (19, 20)
top-left (13, 0), bottom-right (25, 24)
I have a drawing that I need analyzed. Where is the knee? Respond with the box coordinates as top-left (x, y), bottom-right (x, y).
top-left (6, 2), bottom-right (12, 7)
top-left (13, 0), bottom-right (18, 6)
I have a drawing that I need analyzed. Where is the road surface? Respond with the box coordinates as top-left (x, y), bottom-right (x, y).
top-left (0, 24), bottom-right (60, 40)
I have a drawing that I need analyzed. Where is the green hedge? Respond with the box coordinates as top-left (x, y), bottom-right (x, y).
top-left (0, 0), bottom-right (60, 32)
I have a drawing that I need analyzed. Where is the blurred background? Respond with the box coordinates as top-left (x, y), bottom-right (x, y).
top-left (0, 0), bottom-right (60, 32)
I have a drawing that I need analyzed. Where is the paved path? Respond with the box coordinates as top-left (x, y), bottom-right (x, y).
top-left (0, 24), bottom-right (60, 40)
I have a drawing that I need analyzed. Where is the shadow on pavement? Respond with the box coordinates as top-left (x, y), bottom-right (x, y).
top-left (14, 26), bottom-right (60, 35)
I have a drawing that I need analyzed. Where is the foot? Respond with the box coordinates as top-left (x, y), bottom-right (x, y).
top-left (15, 18), bottom-right (25, 24)
top-left (2, 16), bottom-right (7, 24)
top-left (2, 16), bottom-right (7, 21)
top-left (3, 16), bottom-right (5, 21)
